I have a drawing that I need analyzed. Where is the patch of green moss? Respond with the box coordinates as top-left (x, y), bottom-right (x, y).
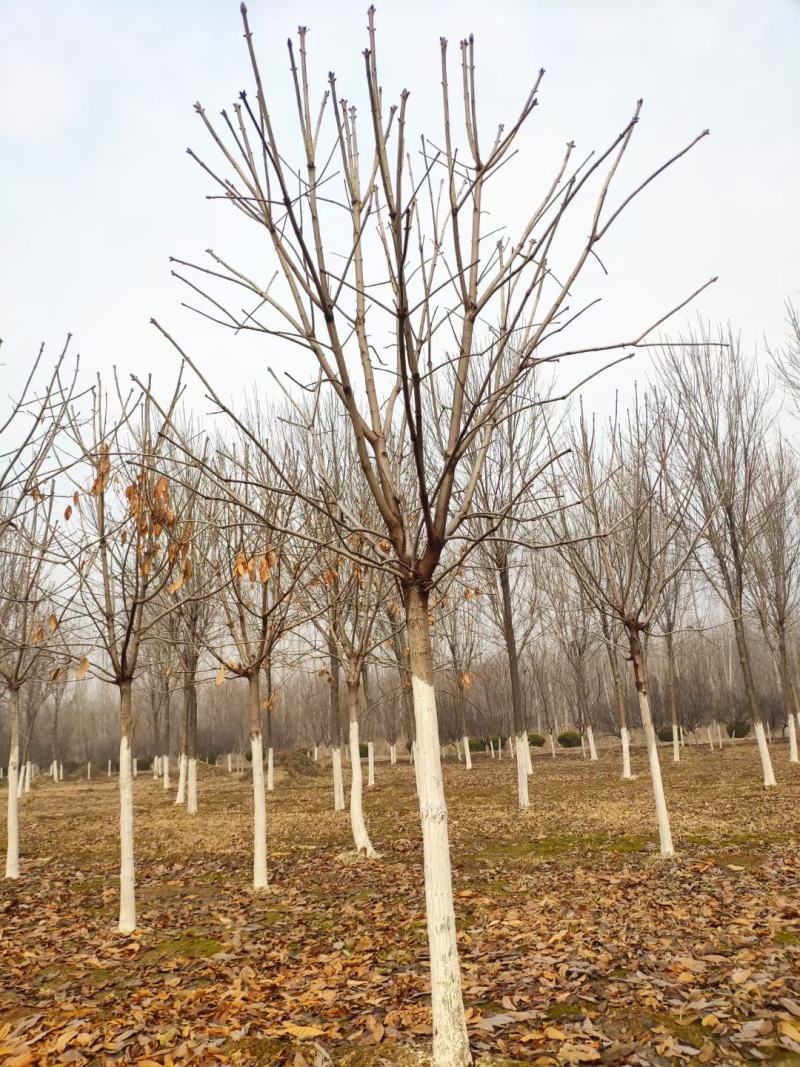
top-left (546, 1001), bottom-right (585, 1020)
top-left (140, 933), bottom-right (222, 963)
top-left (774, 931), bottom-right (800, 946)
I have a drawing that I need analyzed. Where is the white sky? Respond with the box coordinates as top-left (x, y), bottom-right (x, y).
top-left (1, 0), bottom-right (799, 415)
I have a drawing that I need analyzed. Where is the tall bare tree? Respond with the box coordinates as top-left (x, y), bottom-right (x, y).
top-left (154, 9), bottom-right (713, 1060)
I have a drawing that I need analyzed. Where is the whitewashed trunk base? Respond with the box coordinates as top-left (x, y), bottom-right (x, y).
top-left (118, 736), bottom-right (136, 933)
top-left (754, 720), bottom-right (777, 787)
top-left (251, 734), bottom-right (268, 889)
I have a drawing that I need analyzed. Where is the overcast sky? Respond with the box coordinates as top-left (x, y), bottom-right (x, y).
top-left (1, 0), bottom-right (798, 414)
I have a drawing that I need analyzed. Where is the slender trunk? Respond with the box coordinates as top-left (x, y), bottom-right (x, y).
top-left (707, 724), bottom-right (715, 750)
top-left (227, 753), bottom-right (233, 773)
top-left (248, 672), bottom-right (268, 889)
top-left (367, 740), bottom-right (375, 788)
top-left (265, 662), bottom-right (275, 792)
top-left (607, 638), bottom-right (631, 781)
top-left (586, 724), bottom-right (598, 762)
top-left (5, 689), bottom-right (21, 879)
top-left (162, 689), bottom-right (171, 789)
top-left (620, 725), bottom-right (632, 780)
top-left (628, 627), bottom-right (674, 858)
top-left (514, 732), bottom-right (529, 809)
top-left (404, 583), bottom-right (471, 1067)
top-left (665, 630), bottom-right (680, 763)
top-left (784, 654), bottom-right (800, 763)
top-left (118, 680), bottom-right (136, 933)
top-left (732, 616), bottom-right (776, 786)
top-left (499, 561), bottom-right (526, 811)
top-left (328, 636), bottom-right (345, 811)
top-left (175, 753), bottom-right (187, 804)
top-left (346, 681), bottom-right (376, 857)
top-left (186, 675), bottom-right (198, 814)
top-left (390, 742), bottom-right (396, 765)
top-left (462, 734), bottom-right (472, 770)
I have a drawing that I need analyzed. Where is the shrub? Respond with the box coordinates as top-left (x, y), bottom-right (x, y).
top-left (527, 733), bottom-right (546, 748)
top-left (359, 742), bottom-right (368, 758)
top-left (656, 726), bottom-right (676, 743)
top-left (557, 730), bottom-right (582, 749)
top-left (726, 720), bottom-right (752, 738)
top-left (468, 738), bottom-right (484, 753)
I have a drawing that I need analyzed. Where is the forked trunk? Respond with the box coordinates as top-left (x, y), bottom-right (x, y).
top-left (5, 689), bottom-right (20, 879)
top-left (628, 627), bottom-right (674, 858)
top-left (346, 682), bottom-right (376, 857)
top-left (118, 680), bottom-right (136, 933)
top-left (404, 583), bottom-right (471, 1067)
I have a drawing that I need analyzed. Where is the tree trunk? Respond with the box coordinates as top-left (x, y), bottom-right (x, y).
top-left (404, 582), bottom-right (471, 1067)
top-left (118, 680), bottom-right (136, 933)
top-left (367, 740), bottom-right (375, 788)
top-left (162, 688), bottom-right (171, 789)
top-left (175, 684), bottom-right (189, 805)
top-left (328, 636), bottom-right (345, 811)
top-left (627, 626), bottom-right (674, 858)
top-left (265, 661), bottom-right (275, 793)
top-left (186, 676), bottom-right (198, 814)
top-left (346, 680), bottom-right (376, 857)
top-left (248, 672), bottom-right (268, 890)
top-left (732, 615), bottom-right (776, 786)
top-left (665, 630), bottom-right (680, 763)
top-left (608, 645), bottom-right (632, 779)
top-left (778, 624), bottom-right (799, 763)
top-left (498, 561), bottom-right (528, 807)
top-left (586, 724), bottom-right (598, 761)
top-left (5, 688), bottom-right (21, 879)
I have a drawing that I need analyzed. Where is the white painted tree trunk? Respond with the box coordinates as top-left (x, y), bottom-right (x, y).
top-left (489, 739), bottom-right (495, 758)
top-left (107, 759), bottom-right (112, 777)
top-left (580, 735), bottom-right (586, 759)
top-left (455, 738), bottom-right (461, 762)
top-left (463, 735), bottom-right (472, 770)
top-left (332, 747), bottom-right (345, 811)
top-left (250, 733), bottom-right (268, 889)
top-left (679, 725), bottom-right (685, 747)
top-left (133, 758), bottom-right (138, 778)
top-left (348, 719), bottom-right (376, 856)
top-left (313, 744), bottom-right (319, 762)
top-left (410, 741), bottom-right (416, 764)
top-left (497, 738), bottom-right (502, 761)
top-left (390, 743), bottom-right (396, 765)
top-left (514, 732), bottom-right (530, 810)
top-left (187, 757), bottom-right (198, 813)
top-left (621, 726), bottom-right (632, 780)
top-left (162, 754), bottom-right (170, 789)
top-left (716, 722), bottom-right (725, 747)
top-left (5, 691), bottom-right (20, 879)
top-left (59, 762), bottom-right (63, 781)
top-left (766, 721), bottom-right (773, 743)
top-left (267, 747), bottom-right (274, 792)
top-left (406, 618), bottom-right (471, 1066)
top-left (586, 725), bottom-right (598, 761)
top-left (367, 741), bottom-right (375, 787)
top-left (118, 734), bottom-right (136, 933)
top-left (789, 712), bottom-right (799, 763)
top-left (175, 752), bottom-right (187, 804)
top-left (707, 725), bottom-right (715, 750)
top-left (754, 720), bottom-right (777, 787)
top-left (227, 752), bottom-right (232, 773)
top-left (508, 738), bottom-right (514, 758)
top-left (87, 761), bottom-right (92, 780)
top-left (549, 732), bottom-right (556, 758)
top-left (630, 632), bottom-right (674, 858)
top-left (672, 723), bottom-right (680, 763)
top-left (524, 739), bottom-right (533, 776)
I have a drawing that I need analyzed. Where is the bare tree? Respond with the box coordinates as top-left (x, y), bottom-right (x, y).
top-left (153, 9), bottom-right (713, 1059)
top-left (659, 328), bottom-right (777, 787)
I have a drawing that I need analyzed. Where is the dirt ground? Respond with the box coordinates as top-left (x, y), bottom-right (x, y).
top-left (1, 742), bottom-right (799, 1066)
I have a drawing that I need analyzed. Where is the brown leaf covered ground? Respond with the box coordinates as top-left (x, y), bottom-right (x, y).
top-left (1, 743), bottom-right (799, 1066)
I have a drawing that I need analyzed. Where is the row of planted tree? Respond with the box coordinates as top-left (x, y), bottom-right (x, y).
top-left (2, 8), bottom-right (800, 1064)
